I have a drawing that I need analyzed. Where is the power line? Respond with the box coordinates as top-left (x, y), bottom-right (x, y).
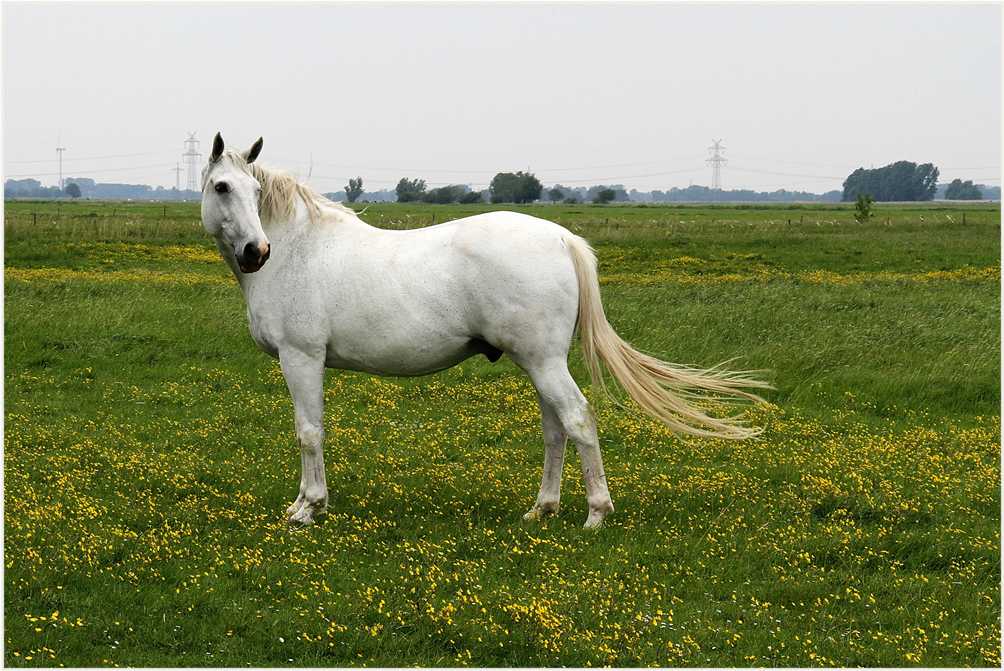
top-left (536, 158), bottom-right (705, 172)
top-left (5, 162), bottom-right (176, 179)
top-left (5, 151), bottom-right (157, 164)
top-left (941, 165), bottom-right (1000, 171)
top-left (728, 165), bottom-right (844, 181)
top-left (307, 166), bottom-right (706, 186)
top-left (278, 155), bottom-right (711, 176)
top-left (288, 160), bottom-right (505, 176)
top-left (734, 155), bottom-right (855, 171)
top-left (306, 167), bottom-right (711, 191)
top-left (539, 167), bottom-right (705, 184)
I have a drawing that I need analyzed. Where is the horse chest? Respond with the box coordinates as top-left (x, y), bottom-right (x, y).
top-left (245, 305), bottom-right (280, 358)
top-left (243, 282), bottom-right (332, 358)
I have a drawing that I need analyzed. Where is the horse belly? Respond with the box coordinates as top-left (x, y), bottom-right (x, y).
top-left (323, 332), bottom-right (479, 376)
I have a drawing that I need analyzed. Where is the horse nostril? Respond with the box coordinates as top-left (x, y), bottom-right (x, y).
top-left (243, 242), bottom-right (261, 263)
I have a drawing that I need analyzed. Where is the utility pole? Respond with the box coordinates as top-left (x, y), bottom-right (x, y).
top-left (182, 132), bottom-right (201, 192)
top-left (56, 137), bottom-right (66, 190)
top-left (171, 163), bottom-right (183, 190)
top-left (706, 139), bottom-right (726, 190)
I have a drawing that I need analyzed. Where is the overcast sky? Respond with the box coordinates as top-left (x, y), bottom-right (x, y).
top-left (3, 1), bottom-right (1000, 193)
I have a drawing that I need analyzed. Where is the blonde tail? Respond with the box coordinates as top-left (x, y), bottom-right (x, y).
top-left (565, 234), bottom-right (771, 440)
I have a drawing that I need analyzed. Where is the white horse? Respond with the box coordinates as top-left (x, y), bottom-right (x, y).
top-left (200, 133), bottom-right (768, 528)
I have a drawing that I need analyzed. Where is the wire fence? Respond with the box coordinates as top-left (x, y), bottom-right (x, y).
top-left (4, 207), bottom-right (206, 242)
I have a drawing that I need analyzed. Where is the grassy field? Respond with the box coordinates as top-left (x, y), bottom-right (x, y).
top-left (4, 199), bottom-right (1000, 666)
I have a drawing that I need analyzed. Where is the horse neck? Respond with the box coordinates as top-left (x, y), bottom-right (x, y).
top-left (265, 196), bottom-right (373, 246)
top-left (234, 197), bottom-right (371, 293)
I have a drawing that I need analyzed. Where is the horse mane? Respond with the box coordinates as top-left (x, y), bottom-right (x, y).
top-left (220, 150), bottom-right (357, 225)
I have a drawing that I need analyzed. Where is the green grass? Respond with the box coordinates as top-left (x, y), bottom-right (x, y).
top-left (4, 200), bottom-right (1000, 666)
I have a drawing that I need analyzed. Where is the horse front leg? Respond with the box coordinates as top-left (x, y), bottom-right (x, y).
top-left (279, 348), bottom-right (328, 526)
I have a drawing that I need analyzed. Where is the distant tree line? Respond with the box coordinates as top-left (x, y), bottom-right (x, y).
top-left (547, 184), bottom-right (630, 203)
top-left (322, 173), bottom-right (998, 205)
top-left (627, 185), bottom-right (843, 203)
top-left (842, 161), bottom-right (939, 202)
top-left (6, 164), bottom-right (998, 205)
top-left (3, 177), bottom-right (199, 201)
top-left (391, 178), bottom-right (484, 204)
top-left (328, 172), bottom-right (544, 205)
top-left (943, 179), bottom-right (983, 200)
top-left (4, 178), bottom-right (67, 199)
top-left (323, 188), bottom-right (397, 203)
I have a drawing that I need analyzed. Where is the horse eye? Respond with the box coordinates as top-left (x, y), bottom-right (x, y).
top-left (214, 182), bottom-right (230, 194)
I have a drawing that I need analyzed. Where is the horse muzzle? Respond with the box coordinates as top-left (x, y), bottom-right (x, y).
top-left (237, 241), bottom-right (271, 273)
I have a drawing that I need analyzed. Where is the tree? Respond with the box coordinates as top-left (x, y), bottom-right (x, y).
top-left (64, 182), bottom-right (81, 198)
top-left (587, 184), bottom-right (628, 202)
top-left (489, 171), bottom-right (542, 204)
top-left (345, 177), bottom-right (364, 203)
top-left (592, 188), bottom-right (616, 204)
top-left (853, 194), bottom-right (874, 223)
top-left (842, 161), bottom-right (939, 202)
top-left (421, 184), bottom-right (468, 204)
top-left (548, 187), bottom-right (564, 203)
top-left (395, 177), bottom-right (426, 202)
top-left (944, 179), bottom-right (982, 200)
top-left (459, 191), bottom-right (483, 204)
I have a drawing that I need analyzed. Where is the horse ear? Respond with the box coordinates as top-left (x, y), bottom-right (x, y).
top-left (210, 132), bottom-right (224, 163)
top-left (243, 137), bottom-right (263, 164)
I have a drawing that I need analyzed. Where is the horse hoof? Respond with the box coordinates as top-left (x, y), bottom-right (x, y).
top-left (523, 502), bottom-right (559, 522)
top-left (583, 510), bottom-right (609, 529)
top-left (286, 497), bottom-right (305, 517)
top-left (287, 500), bottom-right (326, 527)
top-left (288, 510), bottom-right (315, 527)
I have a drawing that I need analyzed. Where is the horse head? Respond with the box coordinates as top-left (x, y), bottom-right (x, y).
top-left (201, 132), bottom-right (271, 273)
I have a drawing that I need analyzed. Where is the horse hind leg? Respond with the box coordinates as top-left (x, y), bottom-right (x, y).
top-left (523, 393), bottom-right (567, 521)
top-left (523, 359), bottom-right (614, 528)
